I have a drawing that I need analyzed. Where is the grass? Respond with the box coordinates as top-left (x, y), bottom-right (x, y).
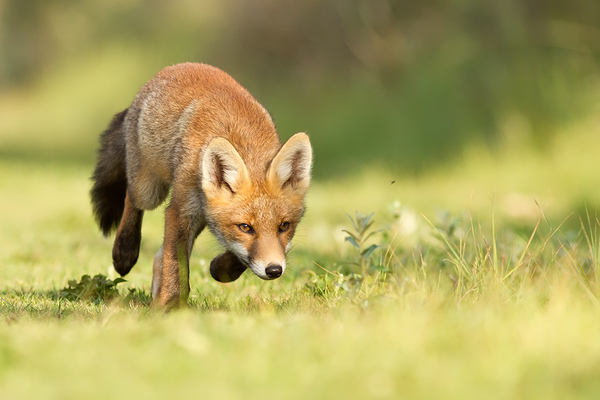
top-left (1, 111), bottom-right (600, 399)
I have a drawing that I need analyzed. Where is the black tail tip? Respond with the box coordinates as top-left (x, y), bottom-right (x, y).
top-left (90, 180), bottom-right (127, 236)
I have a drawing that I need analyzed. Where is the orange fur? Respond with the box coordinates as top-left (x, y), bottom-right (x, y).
top-left (91, 63), bottom-right (312, 310)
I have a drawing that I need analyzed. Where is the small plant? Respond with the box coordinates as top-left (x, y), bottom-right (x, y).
top-left (125, 287), bottom-right (153, 307)
top-left (343, 212), bottom-right (382, 277)
top-left (60, 274), bottom-right (126, 303)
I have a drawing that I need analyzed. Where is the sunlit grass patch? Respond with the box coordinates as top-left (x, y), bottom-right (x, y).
top-left (1, 112), bottom-right (600, 398)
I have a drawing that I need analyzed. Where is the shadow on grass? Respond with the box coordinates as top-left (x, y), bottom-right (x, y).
top-left (0, 286), bottom-right (153, 321)
top-left (0, 282), bottom-right (315, 320)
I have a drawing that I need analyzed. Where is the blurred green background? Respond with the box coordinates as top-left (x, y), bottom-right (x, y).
top-left (1, 0), bottom-right (598, 179)
top-left (2, 4), bottom-right (600, 398)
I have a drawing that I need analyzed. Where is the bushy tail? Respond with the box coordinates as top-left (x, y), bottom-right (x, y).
top-left (90, 109), bottom-right (129, 237)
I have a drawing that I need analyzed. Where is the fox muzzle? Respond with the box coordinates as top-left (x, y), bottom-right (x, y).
top-left (265, 264), bottom-right (283, 279)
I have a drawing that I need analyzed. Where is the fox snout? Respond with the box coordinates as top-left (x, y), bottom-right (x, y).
top-left (248, 258), bottom-right (286, 281)
top-left (265, 264), bottom-right (283, 279)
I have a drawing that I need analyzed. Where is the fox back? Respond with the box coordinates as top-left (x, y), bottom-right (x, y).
top-left (91, 63), bottom-right (312, 310)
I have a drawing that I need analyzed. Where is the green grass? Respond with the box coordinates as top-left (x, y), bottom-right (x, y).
top-left (1, 113), bottom-right (600, 399)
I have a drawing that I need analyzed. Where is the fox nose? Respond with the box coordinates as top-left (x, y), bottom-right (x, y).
top-left (265, 264), bottom-right (283, 279)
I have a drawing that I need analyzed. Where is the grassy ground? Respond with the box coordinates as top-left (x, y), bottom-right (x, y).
top-left (1, 113), bottom-right (600, 399)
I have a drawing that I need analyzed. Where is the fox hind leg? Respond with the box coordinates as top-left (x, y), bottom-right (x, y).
top-left (112, 192), bottom-right (144, 276)
top-left (151, 246), bottom-right (164, 299)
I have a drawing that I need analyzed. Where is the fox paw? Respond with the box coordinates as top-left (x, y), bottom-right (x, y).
top-left (112, 233), bottom-right (140, 276)
top-left (210, 252), bottom-right (247, 283)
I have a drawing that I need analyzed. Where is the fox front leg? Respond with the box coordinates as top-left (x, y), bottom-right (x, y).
top-left (210, 251), bottom-right (248, 283)
top-left (152, 206), bottom-right (192, 310)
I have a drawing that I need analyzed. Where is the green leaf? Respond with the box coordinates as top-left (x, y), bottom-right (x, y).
top-left (341, 229), bottom-right (359, 242)
top-left (360, 221), bottom-right (374, 236)
top-left (362, 229), bottom-right (383, 243)
top-left (360, 213), bottom-right (375, 231)
top-left (361, 244), bottom-right (379, 259)
top-left (346, 214), bottom-right (359, 232)
top-left (345, 236), bottom-right (360, 250)
top-left (370, 265), bottom-right (390, 273)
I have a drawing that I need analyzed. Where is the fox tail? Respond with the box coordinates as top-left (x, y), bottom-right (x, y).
top-left (90, 109), bottom-right (129, 237)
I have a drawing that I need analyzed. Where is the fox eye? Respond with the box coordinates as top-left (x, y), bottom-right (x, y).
top-left (279, 222), bottom-right (291, 232)
top-left (238, 223), bottom-right (254, 234)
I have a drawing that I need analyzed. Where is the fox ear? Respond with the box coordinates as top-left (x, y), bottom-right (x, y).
top-left (267, 132), bottom-right (313, 195)
top-left (202, 137), bottom-right (249, 196)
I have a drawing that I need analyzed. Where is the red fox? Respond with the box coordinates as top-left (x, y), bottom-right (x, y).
top-left (90, 63), bottom-right (312, 310)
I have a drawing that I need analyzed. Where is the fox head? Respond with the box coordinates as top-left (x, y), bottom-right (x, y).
top-left (201, 133), bottom-right (312, 280)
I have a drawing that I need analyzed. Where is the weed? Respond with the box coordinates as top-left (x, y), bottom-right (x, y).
top-left (342, 212), bottom-right (382, 277)
top-left (59, 274), bottom-right (126, 304)
top-left (124, 287), bottom-right (153, 307)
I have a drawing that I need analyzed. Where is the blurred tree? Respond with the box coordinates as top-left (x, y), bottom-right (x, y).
top-left (218, 0), bottom-right (599, 145)
top-left (0, 0), bottom-right (598, 174)
top-left (0, 0), bottom-right (56, 85)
